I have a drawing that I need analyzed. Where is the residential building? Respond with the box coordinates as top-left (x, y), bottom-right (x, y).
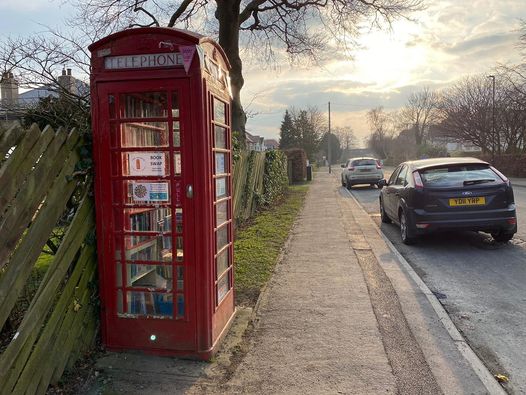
top-left (264, 139), bottom-right (279, 150)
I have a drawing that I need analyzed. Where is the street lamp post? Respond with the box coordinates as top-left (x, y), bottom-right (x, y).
top-left (328, 101), bottom-right (331, 174)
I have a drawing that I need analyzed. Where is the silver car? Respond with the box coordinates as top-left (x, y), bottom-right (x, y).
top-left (341, 157), bottom-right (384, 189)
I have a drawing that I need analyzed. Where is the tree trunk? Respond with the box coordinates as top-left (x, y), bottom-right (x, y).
top-left (216, 0), bottom-right (246, 146)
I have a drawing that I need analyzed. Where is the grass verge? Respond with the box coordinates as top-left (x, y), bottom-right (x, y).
top-left (234, 184), bottom-right (309, 306)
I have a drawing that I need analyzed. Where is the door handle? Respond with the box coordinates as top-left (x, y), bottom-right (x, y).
top-left (186, 185), bottom-right (193, 199)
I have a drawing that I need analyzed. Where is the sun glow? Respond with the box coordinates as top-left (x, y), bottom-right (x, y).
top-left (332, 20), bottom-right (443, 91)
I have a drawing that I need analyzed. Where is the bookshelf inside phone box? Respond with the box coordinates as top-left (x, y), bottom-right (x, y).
top-left (89, 27), bottom-right (235, 359)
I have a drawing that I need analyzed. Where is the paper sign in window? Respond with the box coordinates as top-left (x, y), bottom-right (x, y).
top-left (132, 182), bottom-right (169, 202)
top-left (128, 152), bottom-right (166, 176)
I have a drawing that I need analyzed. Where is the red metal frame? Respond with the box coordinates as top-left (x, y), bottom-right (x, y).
top-left (89, 28), bottom-right (235, 358)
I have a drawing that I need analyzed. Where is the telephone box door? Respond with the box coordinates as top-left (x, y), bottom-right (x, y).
top-left (95, 80), bottom-right (196, 351)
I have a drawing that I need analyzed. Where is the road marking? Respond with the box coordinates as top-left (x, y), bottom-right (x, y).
top-left (342, 186), bottom-right (507, 395)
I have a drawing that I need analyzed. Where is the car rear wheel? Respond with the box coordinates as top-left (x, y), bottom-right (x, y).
top-left (400, 210), bottom-right (416, 244)
top-left (491, 231), bottom-right (514, 243)
top-left (341, 176), bottom-right (346, 187)
top-left (380, 199), bottom-right (391, 224)
top-left (346, 178), bottom-right (353, 190)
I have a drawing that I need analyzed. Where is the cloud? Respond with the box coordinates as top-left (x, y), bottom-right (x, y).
top-left (0, 0), bottom-right (51, 11)
top-left (440, 32), bottom-right (518, 55)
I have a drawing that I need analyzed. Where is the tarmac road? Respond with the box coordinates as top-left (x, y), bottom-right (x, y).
top-left (345, 179), bottom-right (526, 394)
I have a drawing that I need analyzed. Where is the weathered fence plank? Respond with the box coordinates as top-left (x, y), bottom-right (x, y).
top-left (0, 134), bottom-right (80, 329)
top-left (11, 245), bottom-right (95, 395)
top-left (0, 123), bottom-right (98, 394)
top-left (0, 126), bottom-right (61, 213)
top-left (0, 195), bottom-right (94, 393)
top-left (0, 122), bottom-right (23, 162)
top-left (0, 128), bottom-right (79, 265)
top-left (0, 124), bottom-right (40, 181)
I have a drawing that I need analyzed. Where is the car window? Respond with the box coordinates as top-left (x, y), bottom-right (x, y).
top-left (351, 159), bottom-right (377, 166)
top-left (405, 167), bottom-right (413, 185)
top-left (388, 166), bottom-right (401, 185)
top-left (420, 165), bottom-right (501, 188)
top-left (395, 165), bottom-right (408, 186)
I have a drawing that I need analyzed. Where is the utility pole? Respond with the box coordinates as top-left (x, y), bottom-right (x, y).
top-left (328, 101), bottom-right (331, 174)
top-left (488, 75), bottom-right (497, 154)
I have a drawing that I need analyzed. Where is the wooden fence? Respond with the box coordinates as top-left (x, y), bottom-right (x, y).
top-left (233, 151), bottom-right (266, 223)
top-left (0, 122), bottom-right (97, 394)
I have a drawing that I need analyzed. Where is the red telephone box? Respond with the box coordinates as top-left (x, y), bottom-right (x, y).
top-left (89, 28), bottom-right (235, 358)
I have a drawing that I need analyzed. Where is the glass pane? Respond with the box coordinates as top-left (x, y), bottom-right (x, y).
top-left (121, 92), bottom-right (167, 118)
top-left (109, 95), bottom-right (116, 119)
top-left (117, 290), bottom-right (124, 314)
top-left (216, 225), bottom-right (228, 252)
top-left (215, 153), bottom-right (226, 174)
top-left (173, 121), bottom-right (180, 147)
top-left (214, 97), bottom-right (226, 124)
top-left (110, 122), bottom-right (119, 148)
top-left (420, 165), bottom-right (499, 188)
top-left (127, 264), bottom-right (173, 291)
top-left (216, 249), bottom-right (229, 279)
top-left (214, 126), bottom-right (226, 149)
top-left (176, 294), bottom-right (184, 319)
top-left (124, 235), bottom-right (172, 262)
top-left (217, 274), bottom-right (230, 304)
top-left (123, 208), bottom-right (172, 232)
top-left (176, 266), bottom-right (184, 291)
top-left (116, 263), bottom-right (122, 287)
top-left (175, 208), bottom-right (183, 234)
top-left (216, 201), bottom-right (228, 226)
top-left (121, 151), bottom-right (170, 176)
top-left (120, 122), bottom-right (168, 147)
top-left (215, 177), bottom-right (228, 199)
top-left (172, 92), bottom-right (179, 118)
top-left (176, 236), bottom-right (184, 262)
top-left (123, 180), bottom-right (170, 205)
top-left (174, 152), bottom-right (182, 175)
top-left (127, 291), bottom-right (173, 317)
top-left (114, 236), bottom-right (122, 260)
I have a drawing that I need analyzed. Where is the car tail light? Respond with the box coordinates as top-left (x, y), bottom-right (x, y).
top-left (507, 218), bottom-right (517, 225)
top-left (348, 166), bottom-right (355, 171)
top-left (416, 223), bottom-right (430, 229)
top-left (413, 171), bottom-right (424, 189)
top-left (376, 160), bottom-right (382, 169)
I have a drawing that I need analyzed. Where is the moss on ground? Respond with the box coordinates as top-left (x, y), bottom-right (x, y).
top-left (234, 184), bottom-right (309, 306)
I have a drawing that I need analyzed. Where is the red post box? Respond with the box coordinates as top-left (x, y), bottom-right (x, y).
top-left (89, 28), bottom-right (235, 358)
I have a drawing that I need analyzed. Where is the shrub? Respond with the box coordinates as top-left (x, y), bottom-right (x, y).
top-left (262, 150), bottom-right (288, 206)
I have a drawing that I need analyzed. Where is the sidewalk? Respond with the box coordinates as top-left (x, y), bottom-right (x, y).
top-left (215, 171), bottom-right (493, 394)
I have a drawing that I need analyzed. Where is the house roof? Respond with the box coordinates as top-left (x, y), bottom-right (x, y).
top-left (264, 139), bottom-right (279, 146)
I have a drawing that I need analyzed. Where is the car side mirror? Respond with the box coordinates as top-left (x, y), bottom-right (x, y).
top-left (378, 179), bottom-right (387, 189)
top-left (340, 164), bottom-right (346, 168)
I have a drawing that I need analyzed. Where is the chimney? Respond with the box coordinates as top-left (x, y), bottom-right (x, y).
top-left (57, 68), bottom-right (78, 95)
top-left (0, 72), bottom-right (19, 106)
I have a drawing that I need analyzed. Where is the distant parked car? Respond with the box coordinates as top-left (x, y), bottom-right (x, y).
top-left (341, 157), bottom-right (384, 189)
top-left (378, 157), bottom-right (517, 244)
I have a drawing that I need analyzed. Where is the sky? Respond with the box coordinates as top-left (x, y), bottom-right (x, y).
top-left (1, 0), bottom-right (525, 145)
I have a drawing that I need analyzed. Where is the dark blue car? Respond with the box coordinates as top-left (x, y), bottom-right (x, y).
top-left (378, 157), bottom-right (517, 244)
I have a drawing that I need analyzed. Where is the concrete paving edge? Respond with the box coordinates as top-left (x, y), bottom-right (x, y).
top-left (343, 188), bottom-right (507, 395)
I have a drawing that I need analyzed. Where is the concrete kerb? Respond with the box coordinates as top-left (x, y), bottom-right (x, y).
top-left (342, 187), bottom-right (507, 395)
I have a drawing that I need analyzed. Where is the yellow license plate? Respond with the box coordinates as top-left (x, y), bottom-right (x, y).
top-left (448, 197), bottom-right (486, 206)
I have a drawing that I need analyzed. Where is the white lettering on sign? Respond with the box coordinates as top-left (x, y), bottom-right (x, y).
top-left (128, 152), bottom-right (166, 176)
top-left (105, 53), bottom-right (183, 70)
